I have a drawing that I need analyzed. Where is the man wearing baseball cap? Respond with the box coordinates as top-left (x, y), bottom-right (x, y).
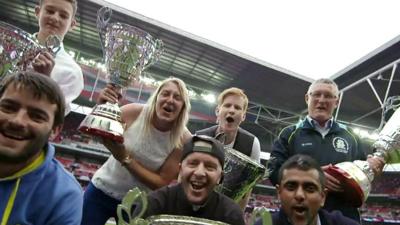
top-left (144, 135), bottom-right (245, 225)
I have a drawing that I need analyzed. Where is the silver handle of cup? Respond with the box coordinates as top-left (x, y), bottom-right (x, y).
top-left (143, 39), bottom-right (164, 70)
top-left (373, 106), bottom-right (400, 163)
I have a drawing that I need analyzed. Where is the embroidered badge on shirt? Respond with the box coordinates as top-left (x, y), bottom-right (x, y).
top-left (301, 142), bottom-right (313, 147)
top-left (332, 137), bottom-right (349, 153)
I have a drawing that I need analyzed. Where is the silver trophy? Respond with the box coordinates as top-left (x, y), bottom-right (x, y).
top-left (117, 188), bottom-right (229, 225)
top-left (78, 7), bottom-right (164, 143)
top-left (325, 96), bottom-right (400, 207)
top-left (218, 148), bottom-right (266, 202)
top-left (0, 21), bottom-right (60, 78)
top-left (117, 187), bottom-right (271, 225)
top-left (212, 133), bottom-right (266, 202)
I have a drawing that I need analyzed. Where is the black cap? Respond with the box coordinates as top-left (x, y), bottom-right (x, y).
top-left (181, 135), bottom-right (225, 167)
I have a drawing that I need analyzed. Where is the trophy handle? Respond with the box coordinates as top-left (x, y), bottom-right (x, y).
top-left (97, 7), bottom-right (112, 58)
top-left (117, 187), bottom-right (149, 225)
top-left (373, 107), bottom-right (400, 164)
top-left (143, 39), bottom-right (164, 70)
top-left (44, 35), bottom-right (61, 55)
top-left (249, 207), bottom-right (273, 225)
top-left (376, 96), bottom-right (400, 131)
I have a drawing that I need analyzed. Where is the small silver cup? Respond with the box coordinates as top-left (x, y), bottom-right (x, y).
top-left (0, 21), bottom-right (60, 79)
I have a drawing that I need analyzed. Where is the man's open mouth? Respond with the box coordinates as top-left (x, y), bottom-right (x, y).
top-left (293, 206), bottom-right (308, 215)
top-left (226, 117), bottom-right (234, 123)
top-left (190, 181), bottom-right (206, 190)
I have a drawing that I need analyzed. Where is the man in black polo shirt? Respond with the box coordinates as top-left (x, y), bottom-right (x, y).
top-left (144, 135), bottom-right (245, 225)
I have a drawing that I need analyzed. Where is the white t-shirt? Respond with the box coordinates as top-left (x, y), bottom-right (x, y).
top-left (51, 44), bottom-right (83, 115)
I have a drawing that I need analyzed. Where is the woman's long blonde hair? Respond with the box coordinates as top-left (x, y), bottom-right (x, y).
top-left (142, 77), bottom-right (191, 149)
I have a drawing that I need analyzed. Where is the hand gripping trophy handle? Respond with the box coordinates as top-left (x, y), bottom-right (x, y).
top-left (324, 102), bottom-right (400, 207)
top-left (78, 7), bottom-right (164, 143)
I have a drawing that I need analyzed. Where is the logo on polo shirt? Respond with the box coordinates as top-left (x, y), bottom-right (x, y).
top-left (301, 142), bottom-right (313, 147)
top-left (332, 137), bottom-right (349, 154)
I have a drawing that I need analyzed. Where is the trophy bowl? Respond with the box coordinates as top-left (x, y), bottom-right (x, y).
top-left (324, 161), bottom-right (370, 207)
top-left (324, 104), bottom-right (400, 207)
top-left (78, 7), bottom-right (164, 143)
top-left (146, 215), bottom-right (229, 225)
top-left (217, 148), bottom-right (266, 202)
top-left (0, 21), bottom-right (60, 78)
top-left (117, 188), bottom-right (229, 225)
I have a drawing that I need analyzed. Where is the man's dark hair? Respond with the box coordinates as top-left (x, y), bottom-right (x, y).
top-left (0, 71), bottom-right (65, 127)
top-left (277, 154), bottom-right (326, 189)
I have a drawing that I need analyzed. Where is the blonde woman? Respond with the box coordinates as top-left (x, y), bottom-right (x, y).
top-left (82, 77), bottom-right (192, 225)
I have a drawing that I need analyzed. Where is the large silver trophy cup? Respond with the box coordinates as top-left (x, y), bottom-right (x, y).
top-left (116, 187), bottom-right (272, 225)
top-left (116, 188), bottom-right (229, 225)
top-left (78, 7), bottom-right (163, 143)
top-left (0, 21), bottom-right (60, 79)
top-left (325, 97), bottom-right (400, 207)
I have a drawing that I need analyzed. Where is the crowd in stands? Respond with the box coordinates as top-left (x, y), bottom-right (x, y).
top-left (361, 203), bottom-right (400, 224)
top-left (56, 155), bottom-right (101, 190)
top-left (371, 172), bottom-right (400, 196)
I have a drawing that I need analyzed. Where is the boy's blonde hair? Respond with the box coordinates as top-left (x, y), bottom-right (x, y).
top-left (217, 87), bottom-right (249, 112)
top-left (39, 0), bottom-right (78, 17)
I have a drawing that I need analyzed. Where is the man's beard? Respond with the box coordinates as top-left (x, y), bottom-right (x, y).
top-left (0, 131), bottom-right (51, 164)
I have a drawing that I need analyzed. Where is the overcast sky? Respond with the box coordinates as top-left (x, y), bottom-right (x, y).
top-left (104, 0), bottom-right (400, 81)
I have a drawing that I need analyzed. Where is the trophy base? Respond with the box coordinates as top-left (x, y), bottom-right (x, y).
top-left (324, 164), bottom-right (365, 207)
top-left (78, 104), bottom-right (124, 144)
top-left (79, 124), bottom-right (124, 144)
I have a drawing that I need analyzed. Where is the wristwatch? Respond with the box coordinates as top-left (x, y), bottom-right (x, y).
top-left (120, 154), bottom-right (133, 167)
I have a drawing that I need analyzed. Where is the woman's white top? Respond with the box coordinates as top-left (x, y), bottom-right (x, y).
top-left (92, 106), bottom-right (174, 200)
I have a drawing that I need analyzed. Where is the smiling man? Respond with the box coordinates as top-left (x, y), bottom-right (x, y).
top-left (144, 135), bottom-right (245, 225)
top-left (267, 78), bottom-right (384, 222)
top-left (0, 71), bottom-right (82, 225)
top-left (196, 87), bottom-right (261, 209)
top-left (258, 155), bottom-right (359, 225)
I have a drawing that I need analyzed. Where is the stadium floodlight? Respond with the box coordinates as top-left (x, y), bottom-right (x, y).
top-left (201, 92), bottom-right (216, 104)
